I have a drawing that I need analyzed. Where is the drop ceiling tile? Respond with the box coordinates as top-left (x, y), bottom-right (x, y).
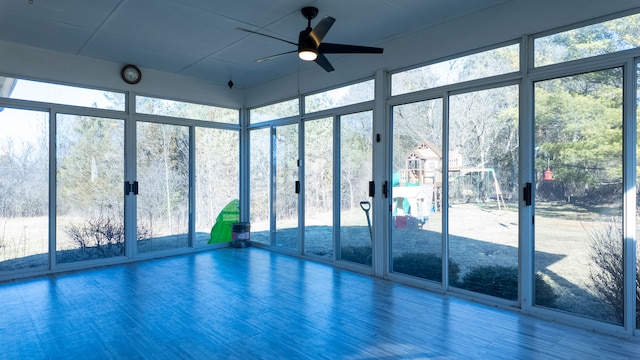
top-left (0, 10), bottom-right (93, 53)
top-left (82, 32), bottom-right (202, 74)
top-left (382, 0), bottom-right (510, 24)
top-left (86, 0), bottom-right (247, 58)
top-left (181, 55), bottom-right (284, 86)
top-left (172, 0), bottom-right (299, 28)
top-left (0, 0), bottom-right (121, 28)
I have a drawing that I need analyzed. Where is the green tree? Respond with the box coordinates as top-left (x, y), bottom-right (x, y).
top-left (304, 118), bottom-right (333, 214)
top-left (56, 115), bottom-right (124, 216)
top-left (250, 128), bottom-right (271, 224)
top-left (535, 13), bottom-right (640, 67)
top-left (137, 122), bottom-right (189, 236)
top-left (274, 124), bottom-right (298, 220)
top-left (341, 112), bottom-right (372, 210)
top-left (535, 68), bottom-right (622, 199)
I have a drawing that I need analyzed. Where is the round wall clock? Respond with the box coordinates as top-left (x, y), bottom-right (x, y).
top-left (121, 64), bottom-right (142, 84)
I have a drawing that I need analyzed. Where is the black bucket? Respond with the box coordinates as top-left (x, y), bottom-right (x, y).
top-left (231, 222), bottom-right (251, 248)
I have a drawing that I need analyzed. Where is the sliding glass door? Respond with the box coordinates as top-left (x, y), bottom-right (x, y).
top-left (195, 128), bottom-right (239, 247)
top-left (249, 127), bottom-right (271, 246)
top-left (137, 122), bottom-right (189, 253)
top-left (390, 99), bottom-right (443, 281)
top-left (534, 68), bottom-right (623, 324)
top-left (304, 117), bottom-right (333, 258)
top-left (0, 108), bottom-right (49, 271)
top-left (274, 123), bottom-right (299, 251)
top-left (338, 111), bottom-right (373, 266)
top-left (56, 114), bottom-right (125, 264)
top-left (448, 85), bottom-right (519, 299)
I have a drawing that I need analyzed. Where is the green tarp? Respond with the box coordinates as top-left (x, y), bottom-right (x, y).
top-left (209, 199), bottom-right (239, 244)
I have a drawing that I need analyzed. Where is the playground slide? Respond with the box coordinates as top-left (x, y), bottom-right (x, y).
top-left (209, 199), bottom-right (239, 244)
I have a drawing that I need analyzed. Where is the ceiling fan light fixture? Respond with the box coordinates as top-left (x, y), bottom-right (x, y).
top-left (298, 49), bottom-right (318, 61)
top-left (242, 6), bottom-right (383, 72)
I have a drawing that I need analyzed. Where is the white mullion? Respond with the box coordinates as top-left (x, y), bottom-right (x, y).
top-left (269, 126), bottom-right (276, 248)
top-left (372, 68), bottom-right (387, 277)
top-left (442, 94), bottom-right (450, 289)
top-left (124, 91), bottom-right (137, 259)
top-left (333, 115), bottom-right (341, 262)
top-left (623, 59), bottom-right (637, 334)
top-left (298, 118), bottom-right (305, 256)
top-left (298, 87), bottom-right (304, 255)
top-left (240, 107), bottom-right (250, 223)
top-left (188, 125), bottom-right (196, 248)
top-left (520, 34), bottom-right (535, 310)
top-left (48, 109), bottom-right (57, 270)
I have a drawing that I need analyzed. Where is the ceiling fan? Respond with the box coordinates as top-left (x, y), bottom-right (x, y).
top-left (238, 6), bottom-right (384, 72)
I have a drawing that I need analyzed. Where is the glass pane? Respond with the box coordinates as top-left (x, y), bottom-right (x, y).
top-left (136, 96), bottom-right (238, 124)
top-left (274, 124), bottom-right (298, 250)
top-left (392, 44), bottom-right (519, 96)
top-left (304, 118), bottom-right (333, 258)
top-left (56, 114), bottom-right (124, 264)
top-left (250, 128), bottom-right (271, 246)
top-left (0, 77), bottom-right (124, 110)
top-left (137, 122), bottom-right (189, 253)
top-left (196, 128), bottom-right (239, 246)
top-left (0, 108), bottom-right (49, 271)
top-left (391, 99), bottom-right (443, 281)
top-left (250, 99), bottom-right (299, 124)
top-left (534, 13), bottom-right (640, 67)
top-left (534, 68), bottom-right (623, 324)
top-left (305, 80), bottom-right (374, 113)
top-left (448, 86), bottom-right (519, 299)
top-left (339, 111), bottom-right (373, 265)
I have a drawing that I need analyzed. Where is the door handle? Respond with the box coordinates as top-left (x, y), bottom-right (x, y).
top-left (523, 182), bottom-right (532, 206)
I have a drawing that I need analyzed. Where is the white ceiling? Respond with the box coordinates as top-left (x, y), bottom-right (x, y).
top-left (0, 0), bottom-right (509, 88)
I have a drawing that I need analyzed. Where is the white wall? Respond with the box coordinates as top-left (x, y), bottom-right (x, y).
top-left (244, 0), bottom-right (640, 108)
top-left (0, 40), bottom-right (244, 109)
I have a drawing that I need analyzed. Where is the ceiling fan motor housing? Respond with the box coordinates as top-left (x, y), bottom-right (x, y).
top-left (301, 6), bottom-right (319, 22)
top-left (298, 28), bottom-right (316, 52)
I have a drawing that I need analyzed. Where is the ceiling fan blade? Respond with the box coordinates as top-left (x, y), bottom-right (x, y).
top-left (256, 50), bottom-right (297, 63)
top-left (318, 43), bottom-right (384, 54)
top-left (236, 27), bottom-right (297, 46)
top-left (309, 16), bottom-right (336, 46)
top-left (314, 53), bottom-right (335, 72)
